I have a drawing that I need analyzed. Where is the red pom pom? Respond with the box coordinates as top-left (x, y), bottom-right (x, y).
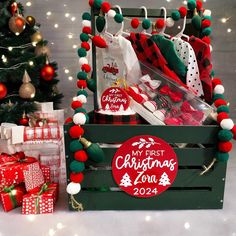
top-left (131, 18), bottom-right (140, 29)
top-left (231, 125), bottom-right (236, 140)
top-left (101, 2), bottom-right (111, 13)
top-left (81, 64), bottom-right (91, 73)
top-left (71, 100), bottom-right (83, 109)
top-left (218, 141), bottom-right (233, 153)
top-left (212, 78), bottom-right (222, 88)
top-left (217, 112), bottom-right (229, 123)
top-left (179, 6), bottom-right (187, 18)
top-left (214, 99), bottom-right (227, 108)
top-left (196, 1), bottom-right (203, 11)
top-left (155, 19), bottom-right (165, 29)
top-left (202, 36), bottom-right (211, 44)
top-left (77, 80), bottom-right (87, 89)
top-left (65, 117), bottom-right (73, 124)
top-left (92, 35), bottom-right (107, 48)
top-left (89, 0), bottom-right (94, 7)
top-left (202, 19), bottom-right (211, 29)
top-left (74, 150), bottom-right (88, 162)
top-left (69, 126), bottom-right (84, 139)
top-left (70, 172), bottom-right (84, 183)
top-left (82, 26), bottom-right (92, 34)
top-left (81, 42), bottom-right (90, 51)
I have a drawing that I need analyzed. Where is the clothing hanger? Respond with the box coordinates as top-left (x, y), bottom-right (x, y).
top-left (104, 12), bottom-right (114, 39)
top-left (140, 6), bottom-right (152, 37)
top-left (174, 15), bottom-right (190, 41)
top-left (158, 7), bottom-right (171, 38)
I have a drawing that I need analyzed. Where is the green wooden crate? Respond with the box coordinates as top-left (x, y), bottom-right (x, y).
top-left (64, 123), bottom-right (227, 210)
top-left (64, 7), bottom-right (226, 210)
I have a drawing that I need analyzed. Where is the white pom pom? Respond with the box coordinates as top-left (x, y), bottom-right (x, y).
top-left (166, 17), bottom-right (175, 28)
top-left (140, 94), bottom-right (149, 101)
top-left (79, 57), bottom-right (88, 66)
top-left (82, 20), bottom-right (91, 27)
top-left (73, 112), bottom-right (86, 125)
top-left (203, 9), bottom-right (212, 17)
top-left (209, 44), bottom-right (213, 52)
top-left (66, 182), bottom-right (81, 195)
top-left (220, 119), bottom-right (234, 130)
top-left (108, 10), bottom-right (116, 18)
top-left (214, 85), bottom-right (225, 95)
top-left (77, 94), bottom-right (87, 104)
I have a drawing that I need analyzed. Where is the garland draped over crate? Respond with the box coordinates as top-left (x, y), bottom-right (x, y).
top-left (64, 0), bottom-right (236, 208)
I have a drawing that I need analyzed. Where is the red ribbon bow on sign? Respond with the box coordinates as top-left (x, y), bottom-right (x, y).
top-left (159, 85), bottom-right (183, 103)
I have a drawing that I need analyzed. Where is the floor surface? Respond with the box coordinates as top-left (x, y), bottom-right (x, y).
top-left (0, 151), bottom-right (235, 236)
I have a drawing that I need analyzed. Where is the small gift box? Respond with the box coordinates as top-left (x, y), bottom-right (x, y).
top-left (0, 154), bottom-right (38, 187)
top-left (0, 184), bottom-right (26, 212)
top-left (40, 165), bottom-right (51, 183)
top-left (0, 123), bottom-right (17, 140)
top-left (22, 183), bottom-right (58, 215)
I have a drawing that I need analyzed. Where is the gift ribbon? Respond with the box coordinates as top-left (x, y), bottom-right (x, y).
top-left (0, 156), bottom-right (37, 168)
top-left (112, 77), bottom-right (128, 90)
top-left (159, 85), bottom-right (183, 103)
top-left (3, 185), bottom-right (17, 209)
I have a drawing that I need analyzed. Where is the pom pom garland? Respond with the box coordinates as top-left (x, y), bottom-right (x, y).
top-left (217, 105), bottom-right (229, 114)
top-left (77, 94), bottom-right (87, 104)
top-left (212, 78), bottom-right (222, 88)
top-left (214, 99), bottom-right (227, 108)
top-left (82, 20), bottom-right (91, 27)
top-left (171, 10), bottom-right (181, 21)
top-left (213, 94), bottom-right (224, 102)
top-left (196, 0), bottom-right (203, 11)
top-left (217, 112), bottom-right (229, 123)
top-left (79, 57), bottom-right (89, 66)
top-left (82, 26), bottom-right (92, 34)
top-left (71, 100), bottom-right (82, 110)
top-left (203, 9), bottom-right (212, 17)
top-left (218, 141), bottom-right (233, 153)
top-left (187, 0), bottom-right (197, 11)
top-left (81, 64), bottom-right (91, 73)
top-left (220, 119), bottom-right (234, 130)
top-left (82, 12), bottom-right (91, 21)
top-left (70, 172), bottom-right (84, 183)
top-left (131, 18), bottom-right (140, 29)
top-left (77, 71), bottom-right (87, 80)
top-left (114, 13), bottom-right (124, 23)
top-left (179, 7), bottom-right (187, 18)
top-left (70, 160), bottom-right (85, 173)
top-left (93, 0), bottom-right (102, 9)
top-left (69, 126), bottom-right (85, 139)
top-left (70, 140), bottom-right (83, 152)
top-left (101, 2), bottom-right (111, 13)
top-left (202, 27), bottom-right (212, 36)
top-left (66, 182), bottom-right (81, 195)
top-left (77, 80), bottom-right (87, 89)
top-left (231, 125), bottom-right (236, 140)
top-left (80, 33), bottom-right (89, 42)
top-left (64, 117), bottom-right (73, 124)
top-left (77, 48), bottom-right (87, 57)
top-left (74, 150), bottom-right (88, 162)
top-left (216, 152), bottom-right (229, 162)
top-left (108, 9), bottom-right (116, 18)
top-left (155, 19), bottom-right (165, 29)
top-left (77, 90), bottom-right (88, 97)
top-left (166, 17), bottom-right (175, 27)
top-left (89, 0), bottom-right (94, 7)
top-left (214, 85), bottom-right (225, 95)
top-left (81, 42), bottom-right (90, 51)
top-left (73, 112), bottom-right (87, 125)
top-left (75, 107), bottom-right (87, 114)
top-left (202, 19), bottom-right (211, 29)
top-left (142, 19), bottom-right (151, 30)
top-left (218, 130), bottom-right (233, 142)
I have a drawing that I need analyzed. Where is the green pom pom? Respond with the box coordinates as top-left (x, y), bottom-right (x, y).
top-left (217, 106), bottom-right (230, 114)
top-left (216, 152), bottom-right (229, 162)
top-left (203, 15), bottom-right (212, 21)
top-left (87, 79), bottom-right (96, 92)
top-left (94, 0), bottom-right (102, 9)
top-left (77, 90), bottom-right (88, 97)
top-left (211, 70), bottom-right (215, 77)
top-left (202, 27), bottom-right (212, 36)
top-left (70, 161), bottom-right (85, 173)
top-left (213, 94), bottom-right (225, 102)
top-left (77, 48), bottom-right (87, 57)
top-left (80, 33), bottom-right (89, 42)
top-left (75, 107), bottom-right (87, 114)
top-left (218, 130), bottom-right (233, 142)
top-left (82, 12), bottom-right (91, 21)
top-left (77, 71), bottom-right (87, 80)
top-left (171, 10), bottom-right (181, 21)
top-left (96, 16), bottom-right (106, 33)
top-left (187, 0), bottom-right (197, 11)
top-left (142, 19), bottom-right (151, 30)
top-left (192, 15), bottom-right (202, 30)
top-left (70, 140), bottom-right (83, 152)
top-left (85, 114), bottom-right (90, 124)
top-left (114, 13), bottom-right (123, 23)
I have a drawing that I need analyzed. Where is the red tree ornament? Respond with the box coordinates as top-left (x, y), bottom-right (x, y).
top-left (19, 116), bottom-right (29, 126)
top-left (40, 64), bottom-right (55, 81)
top-left (0, 83), bottom-right (7, 99)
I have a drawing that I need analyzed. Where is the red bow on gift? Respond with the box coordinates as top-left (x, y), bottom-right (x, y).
top-left (159, 85), bottom-right (183, 103)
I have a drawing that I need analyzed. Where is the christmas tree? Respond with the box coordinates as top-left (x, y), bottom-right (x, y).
top-left (158, 172), bottom-right (171, 186)
top-left (0, 0), bottom-right (63, 124)
top-left (120, 173), bottom-right (132, 187)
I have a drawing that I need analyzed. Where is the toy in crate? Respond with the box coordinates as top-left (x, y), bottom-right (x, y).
top-left (64, 1), bottom-right (235, 211)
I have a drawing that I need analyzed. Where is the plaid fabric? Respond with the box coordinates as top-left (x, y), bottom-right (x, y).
top-left (94, 111), bottom-right (141, 125)
top-left (127, 33), bottom-right (187, 88)
top-left (189, 36), bottom-right (213, 102)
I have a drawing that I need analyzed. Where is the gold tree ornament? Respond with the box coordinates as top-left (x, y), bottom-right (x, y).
top-left (26, 16), bottom-right (36, 27)
top-left (35, 45), bottom-right (51, 57)
top-left (31, 31), bottom-right (43, 44)
top-left (19, 70), bottom-right (36, 99)
top-left (9, 15), bottom-right (26, 35)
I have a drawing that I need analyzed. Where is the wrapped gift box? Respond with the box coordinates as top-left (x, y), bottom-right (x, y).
top-left (40, 165), bottom-right (51, 183)
top-left (0, 184), bottom-right (26, 212)
top-left (22, 183), bottom-right (58, 215)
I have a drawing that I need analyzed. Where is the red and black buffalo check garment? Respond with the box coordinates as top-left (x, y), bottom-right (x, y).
top-left (94, 111), bottom-right (142, 125)
top-left (127, 32), bottom-right (187, 88)
top-left (189, 36), bottom-right (213, 102)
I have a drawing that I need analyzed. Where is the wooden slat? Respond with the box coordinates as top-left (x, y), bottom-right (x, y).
top-left (82, 125), bottom-right (219, 144)
top-left (85, 147), bottom-right (216, 166)
top-left (81, 163), bottom-right (226, 188)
